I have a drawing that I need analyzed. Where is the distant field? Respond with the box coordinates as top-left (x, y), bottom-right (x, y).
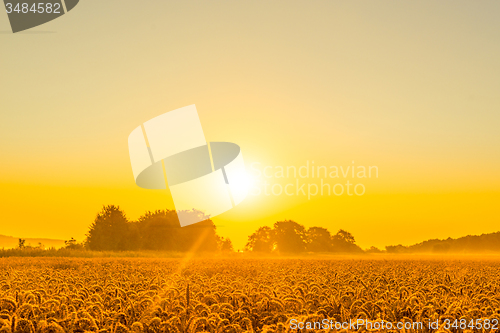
top-left (0, 257), bottom-right (499, 333)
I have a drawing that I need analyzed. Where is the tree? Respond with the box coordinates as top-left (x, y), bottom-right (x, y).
top-left (273, 220), bottom-right (307, 253)
top-left (177, 211), bottom-right (219, 252)
top-left (64, 237), bottom-right (85, 250)
top-left (86, 205), bottom-right (131, 251)
top-left (385, 244), bottom-right (408, 254)
top-left (307, 227), bottom-right (332, 252)
top-left (18, 238), bottom-right (26, 249)
top-left (331, 229), bottom-right (363, 253)
top-left (366, 246), bottom-right (383, 253)
top-left (135, 209), bottom-right (219, 252)
top-left (245, 226), bottom-right (274, 252)
top-left (333, 229), bottom-right (355, 244)
top-left (136, 210), bottom-right (180, 251)
top-left (218, 237), bottom-right (234, 252)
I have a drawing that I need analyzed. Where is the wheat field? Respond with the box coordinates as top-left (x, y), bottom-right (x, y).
top-left (0, 258), bottom-right (499, 333)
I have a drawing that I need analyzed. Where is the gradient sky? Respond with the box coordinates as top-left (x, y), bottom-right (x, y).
top-left (1, 0), bottom-right (499, 250)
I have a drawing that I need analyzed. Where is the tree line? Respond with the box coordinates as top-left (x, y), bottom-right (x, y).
top-left (385, 232), bottom-right (500, 254)
top-left (57, 205), bottom-right (364, 254)
top-left (14, 205), bottom-right (366, 254)
top-left (12, 205), bottom-right (500, 254)
top-left (245, 220), bottom-right (363, 254)
top-left (81, 205), bottom-right (233, 252)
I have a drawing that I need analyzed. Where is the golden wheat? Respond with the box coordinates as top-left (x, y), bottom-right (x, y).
top-left (0, 258), bottom-right (499, 333)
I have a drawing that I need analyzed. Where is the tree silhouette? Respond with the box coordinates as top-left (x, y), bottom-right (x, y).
top-left (246, 222), bottom-right (363, 254)
top-left (333, 229), bottom-right (355, 244)
top-left (177, 215), bottom-right (219, 252)
top-left (331, 229), bottom-right (363, 253)
top-left (136, 210), bottom-right (180, 251)
top-left (307, 227), bottom-right (332, 252)
top-left (218, 237), bottom-right (234, 252)
top-left (366, 246), bottom-right (382, 253)
top-left (135, 209), bottom-right (219, 252)
top-left (245, 226), bottom-right (274, 252)
top-left (86, 205), bottom-right (130, 251)
top-left (384, 232), bottom-right (500, 254)
top-left (64, 237), bottom-right (84, 250)
top-left (385, 244), bottom-right (408, 254)
top-left (273, 220), bottom-right (308, 253)
top-left (84, 206), bottom-right (223, 252)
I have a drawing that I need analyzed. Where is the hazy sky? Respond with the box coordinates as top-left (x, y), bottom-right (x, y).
top-left (1, 0), bottom-right (499, 250)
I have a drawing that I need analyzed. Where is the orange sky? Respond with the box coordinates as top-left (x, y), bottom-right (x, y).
top-left (1, 0), bottom-right (499, 250)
